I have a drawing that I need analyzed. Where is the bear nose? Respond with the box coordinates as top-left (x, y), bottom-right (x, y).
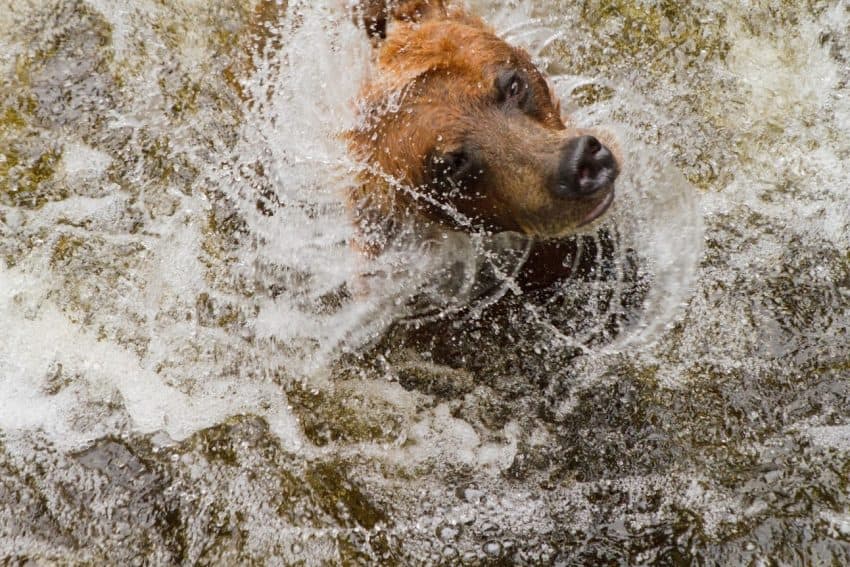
top-left (552, 135), bottom-right (619, 199)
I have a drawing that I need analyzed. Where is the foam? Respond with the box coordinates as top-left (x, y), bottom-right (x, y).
top-left (0, 268), bottom-right (304, 450)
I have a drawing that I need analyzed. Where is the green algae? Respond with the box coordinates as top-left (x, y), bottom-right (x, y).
top-left (195, 292), bottom-right (243, 330)
top-left (286, 381), bottom-right (404, 447)
top-left (168, 79), bottom-right (202, 117)
top-left (12, 3), bottom-right (114, 89)
top-left (0, 107), bottom-right (27, 131)
top-left (555, 0), bottom-right (731, 74)
top-left (305, 461), bottom-right (388, 529)
top-left (0, 4), bottom-right (115, 208)
top-left (0, 147), bottom-right (64, 209)
top-left (50, 234), bottom-right (85, 267)
top-left (139, 134), bottom-right (198, 192)
top-left (569, 83), bottom-right (616, 107)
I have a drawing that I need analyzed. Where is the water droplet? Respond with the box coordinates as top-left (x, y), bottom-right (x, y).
top-left (438, 525), bottom-right (459, 541)
top-left (483, 541), bottom-right (502, 556)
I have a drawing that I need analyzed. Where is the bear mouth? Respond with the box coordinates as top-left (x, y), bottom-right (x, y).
top-left (577, 186), bottom-right (616, 228)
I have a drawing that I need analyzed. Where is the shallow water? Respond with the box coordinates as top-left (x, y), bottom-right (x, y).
top-left (1, 0), bottom-right (849, 564)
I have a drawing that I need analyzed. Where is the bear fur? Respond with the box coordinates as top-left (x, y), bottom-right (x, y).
top-left (346, 0), bottom-right (621, 288)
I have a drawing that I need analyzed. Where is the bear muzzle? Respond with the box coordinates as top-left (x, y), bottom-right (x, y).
top-left (552, 135), bottom-right (620, 200)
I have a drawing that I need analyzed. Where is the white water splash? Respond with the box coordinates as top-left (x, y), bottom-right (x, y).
top-left (0, 0), bottom-right (707, 451)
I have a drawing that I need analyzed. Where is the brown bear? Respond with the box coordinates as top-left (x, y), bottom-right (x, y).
top-left (347, 0), bottom-right (622, 289)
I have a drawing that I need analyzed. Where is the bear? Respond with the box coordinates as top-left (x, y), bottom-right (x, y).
top-left (346, 0), bottom-right (622, 289)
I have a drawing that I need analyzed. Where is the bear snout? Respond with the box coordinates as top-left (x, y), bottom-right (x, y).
top-left (553, 135), bottom-right (620, 200)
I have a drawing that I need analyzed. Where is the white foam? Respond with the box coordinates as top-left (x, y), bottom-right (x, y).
top-left (0, 268), bottom-right (304, 450)
top-left (61, 142), bottom-right (113, 180)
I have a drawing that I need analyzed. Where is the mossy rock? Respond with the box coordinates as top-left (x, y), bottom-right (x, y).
top-left (287, 381), bottom-right (406, 447)
top-left (0, 146), bottom-right (64, 209)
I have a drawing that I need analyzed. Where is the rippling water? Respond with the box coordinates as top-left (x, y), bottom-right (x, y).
top-left (1, 0), bottom-right (849, 563)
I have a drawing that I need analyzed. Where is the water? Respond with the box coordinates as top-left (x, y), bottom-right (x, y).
top-left (1, 0), bottom-right (849, 563)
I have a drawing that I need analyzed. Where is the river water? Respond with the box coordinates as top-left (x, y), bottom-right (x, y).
top-left (1, 0), bottom-right (849, 564)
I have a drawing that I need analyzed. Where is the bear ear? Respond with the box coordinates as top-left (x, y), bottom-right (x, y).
top-left (352, 0), bottom-right (448, 41)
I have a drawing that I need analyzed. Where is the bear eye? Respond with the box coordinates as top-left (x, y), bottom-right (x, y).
top-left (443, 151), bottom-right (470, 175)
top-left (429, 150), bottom-right (475, 186)
top-left (508, 77), bottom-right (523, 98)
top-left (496, 70), bottom-right (530, 108)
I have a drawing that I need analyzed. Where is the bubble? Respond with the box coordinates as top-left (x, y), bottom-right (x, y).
top-left (442, 545), bottom-right (459, 559)
top-left (438, 525), bottom-right (460, 541)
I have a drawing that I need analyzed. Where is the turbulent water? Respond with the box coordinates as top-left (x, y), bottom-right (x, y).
top-left (1, 0), bottom-right (849, 564)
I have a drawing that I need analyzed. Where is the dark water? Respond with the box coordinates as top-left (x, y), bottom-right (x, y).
top-left (1, 0), bottom-right (849, 564)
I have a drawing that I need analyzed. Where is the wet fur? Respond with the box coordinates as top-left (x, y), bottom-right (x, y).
top-left (347, 0), bottom-right (621, 288)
